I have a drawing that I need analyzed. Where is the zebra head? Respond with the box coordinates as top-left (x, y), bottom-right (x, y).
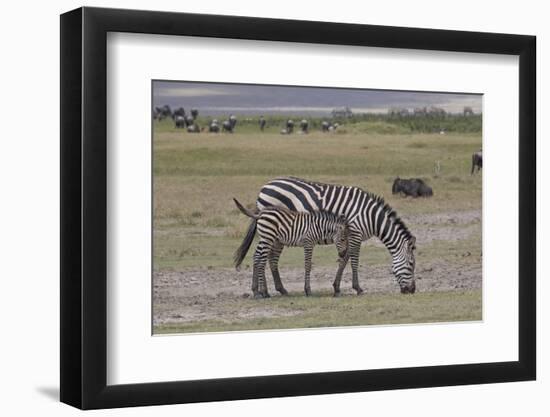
top-left (393, 235), bottom-right (416, 294)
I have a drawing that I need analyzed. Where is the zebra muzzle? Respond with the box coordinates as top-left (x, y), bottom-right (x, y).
top-left (400, 281), bottom-right (416, 294)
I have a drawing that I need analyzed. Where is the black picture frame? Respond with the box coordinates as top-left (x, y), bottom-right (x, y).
top-left (60, 6), bottom-right (536, 410)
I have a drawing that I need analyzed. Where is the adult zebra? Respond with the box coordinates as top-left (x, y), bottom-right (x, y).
top-left (234, 177), bottom-right (416, 296)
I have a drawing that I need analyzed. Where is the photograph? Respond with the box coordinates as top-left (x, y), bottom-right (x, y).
top-left (152, 81), bottom-right (483, 335)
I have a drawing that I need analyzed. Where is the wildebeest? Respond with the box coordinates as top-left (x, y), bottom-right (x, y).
top-left (321, 121), bottom-right (338, 132)
top-left (174, 115), bottom-right (186, 128)
top-left (191, 108), bottom-right (199, 119)
top-left (222, 120), bottom-right (233, 133)
top-left (222, 115), bottom-right (237, 133)
top-left (300, 119), bottom-right (309, 134)
top-left (259, 116), bottom-right (266, 131)
top-left (154, 105), bottom-right (172, 121)
top-left (209, 119), bottom-right (220, 133)
top-left (187, 123), bottom-right (200, 133)
top-left (185, 115), bottom-right (195, 127)
top-left (392, 177), bottom-right (433, 198)
top-left (471, 150), bottom-right (482, 175)
top-left (172, 107), bottom-right (186, 120)
top-left (286, 119), bottom-right (295, 134)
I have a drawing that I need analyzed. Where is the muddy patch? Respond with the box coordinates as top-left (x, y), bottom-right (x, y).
top-left (153, 258), bottom-right (481, 327)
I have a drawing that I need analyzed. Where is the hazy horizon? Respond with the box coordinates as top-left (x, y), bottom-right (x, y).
top-left (153, 81), bottom-right (482, 117)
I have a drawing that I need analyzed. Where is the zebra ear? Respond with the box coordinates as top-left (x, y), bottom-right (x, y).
top-left (410, 236), bottom-right (416, 250)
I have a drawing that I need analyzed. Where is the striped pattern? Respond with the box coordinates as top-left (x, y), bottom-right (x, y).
top-left (234, 199), bottom-right (348, 298)
top-left (255, 177), bottom-right (417, 294)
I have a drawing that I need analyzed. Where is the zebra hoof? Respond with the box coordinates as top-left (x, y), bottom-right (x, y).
top-left (277, 288), bottom-right (289, 296)
top-left (355, 288), bottom-right (364, 295)
top-left (304, 290), bottom-right (311, 297)
top-left (333, 291), bottom-right (341, 298)
top-left (253, 293), bottom-right (264, 300)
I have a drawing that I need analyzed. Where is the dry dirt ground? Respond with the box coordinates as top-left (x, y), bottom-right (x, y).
top-left (153, 209), bottom-right (482, 328)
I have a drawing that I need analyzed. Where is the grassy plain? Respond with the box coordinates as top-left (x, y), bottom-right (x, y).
top-left (152, 118), bottom-right (482, 333)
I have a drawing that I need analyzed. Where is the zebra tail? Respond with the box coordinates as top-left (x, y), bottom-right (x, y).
top-left (233, 198), bottom-right (258, 219)
top-left (234, 218), bottom-right (257, 270)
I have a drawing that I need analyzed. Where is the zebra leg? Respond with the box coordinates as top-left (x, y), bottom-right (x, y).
top-left (268, 243), bottom-right (288, 295)
top-left (251, 247), bottom-right (260, 297)
top-left (303, 244), bottom-right (314, 296)
top-left (332, 253), bottom-right (349, 297)
top-left (253, 242), bottom-right (270, 298)
top-left (349, 242), bottom-right (363, 295)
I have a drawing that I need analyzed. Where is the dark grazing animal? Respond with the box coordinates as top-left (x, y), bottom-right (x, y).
top-left (259, 116), bottom-right (266, 131)
top-left (185, 115), bottom-right (195, 127)
top-left (186, 123), bottom-right (200, 133)
top-left (300, 119), bottom-right (309, 134)
top-left (154, 105), bottom-right (172, 121)
top-left (222, 120), bottom-right (233, 133)
top-left (208, 120), bottom-right (220, 133)
top-left (172, 107), bottom-right (186, 121)
top-left (321, 121), bottom-right (338, 132)
top-left (222, 115), bottom-right (237, 133)
top-left (174, 115), bottom-right (186, 128)
top-left (392, 178), bottom-right (433, 198)
top-left (234, 198), bottom-right (349, 298)
top-left (471, 151), bottom-right (482, 175)
top-left (234, 177), bottom-right (416, 296)
top-left (286, 119), bottom-right (295, 134)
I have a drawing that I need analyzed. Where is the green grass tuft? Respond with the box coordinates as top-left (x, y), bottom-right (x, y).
top-left (154, 289), bottom-right (482, 334)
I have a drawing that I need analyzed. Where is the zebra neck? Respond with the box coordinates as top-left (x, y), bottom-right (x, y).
top-left (370, 206), bottom-right (407, 257)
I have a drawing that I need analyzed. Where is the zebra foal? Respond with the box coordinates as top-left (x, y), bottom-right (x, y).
top-left (233, 198), bottom-right (350, 298)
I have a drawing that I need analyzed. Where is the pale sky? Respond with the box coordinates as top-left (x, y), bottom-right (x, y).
top-left (153, 81), bottom-right (482, 116)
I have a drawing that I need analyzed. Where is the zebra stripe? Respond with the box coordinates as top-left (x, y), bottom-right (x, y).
top-left (254, 177), bottom-right (417, 294)
top-left (233, 199), bottom-right (348, 298)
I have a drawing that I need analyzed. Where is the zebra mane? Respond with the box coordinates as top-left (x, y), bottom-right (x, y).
top-left (368, 193), bottom-right (414, 241)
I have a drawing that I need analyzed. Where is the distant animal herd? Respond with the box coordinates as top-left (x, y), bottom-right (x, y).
top-left (153, 105), bottom-right (337, 135)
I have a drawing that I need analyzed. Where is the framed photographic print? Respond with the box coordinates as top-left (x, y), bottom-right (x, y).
top-left (60, 6), bottom-right (536, 410)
